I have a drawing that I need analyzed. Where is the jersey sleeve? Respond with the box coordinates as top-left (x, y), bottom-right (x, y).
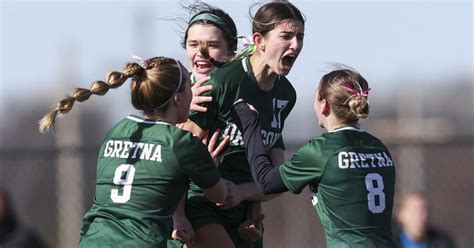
top-left (176, 133), bottom-right (221, 189)
top-left (279, 138), bottom-right (327, 194)
top-left (188, 76), bottom-right (221, 131)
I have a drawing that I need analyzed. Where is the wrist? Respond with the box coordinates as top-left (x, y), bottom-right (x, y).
top-left (237, 183), bottom-right (254, 201)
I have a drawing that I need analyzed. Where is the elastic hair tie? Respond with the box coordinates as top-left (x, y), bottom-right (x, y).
top-left (131, 55), bottom-right (147, 69)
top-left (235, 35), bottom-right (256, 60)
top-left (341, 82), bottom-right (371, 97)
top-left (341, 82), bottom-right (371, 105)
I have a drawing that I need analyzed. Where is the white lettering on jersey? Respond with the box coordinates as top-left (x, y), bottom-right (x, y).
top-left (150, 145), bottom-right (162, 162)
top-left (338, 152), bottom-right (350, 169)
top-left (338, 151), bottom-right (394, 170)
top-left (224, 122), bottom-right (244, 146)
top-left (261, 130), bottom-right (281, 147)
top-left (359, 153), bottom-right (370, 168)
top-left (131, 143), bottom-right (143, 159)
top-left (120, 141), bottom-right (133, 158)
top-left (349, 152), bottom-right (360, 168)
top-left (383, 152), bottom-right (393, 167)
top-left (104, 140), bottom-right (114, 157)
top-left (271, 98), bottom-right (289, 129)
top-left (140, 143), bottom-right (154, 160)
top-left (112, 140), bottom-right (123, 158)
top-left (224, 122), bottom-right (282, 149)
top-left (103, 140), bottom-right (163, 162)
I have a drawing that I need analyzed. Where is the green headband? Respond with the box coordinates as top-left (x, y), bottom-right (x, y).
top-left (188, 13), bottom-right (234, 40)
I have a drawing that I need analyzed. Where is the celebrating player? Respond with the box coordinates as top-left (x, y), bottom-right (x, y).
top-left (38, 56), bottom-right (228, 247)
top-left (183, 3), bottom-right (238, 114)
top-left (168, 3), bottom-right (242, 248)
top-left (231, 68), bottom-right (397, 247)
top-left (180, 2), bottom-right (305, 247)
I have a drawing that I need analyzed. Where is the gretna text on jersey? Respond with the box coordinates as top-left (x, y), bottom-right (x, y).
top-left (103, 140), bottom-right (162, 162)
top-left (338, 151), bottom-right (393, 169)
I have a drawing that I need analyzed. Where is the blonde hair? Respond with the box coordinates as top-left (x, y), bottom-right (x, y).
top-left (39, 56), bottom-right (186, 133)
top-left (318, 69), bottom-right (370, 124)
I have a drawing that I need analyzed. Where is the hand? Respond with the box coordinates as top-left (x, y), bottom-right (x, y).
top-left (205, 128), bottom-right (229, 166)
top-left (238, 213), bottom-right (265, 242)
top-left (190, 76), bottom-right (212, 112)
top-left (216, 180), bottom-right (245, 209)
top-left (233, 99), bottom-right (258, 114)
top-left (231, 99), bottom-right (259, 132)
top-left (171, 216), bottom-right (196, 247)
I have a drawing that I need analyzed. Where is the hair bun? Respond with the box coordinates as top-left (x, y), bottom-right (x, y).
top-left (348, 97), bottom-right (369, 119)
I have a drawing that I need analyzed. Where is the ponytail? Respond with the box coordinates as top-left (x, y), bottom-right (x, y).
top-left (39, 62), bottom-right (144, 133)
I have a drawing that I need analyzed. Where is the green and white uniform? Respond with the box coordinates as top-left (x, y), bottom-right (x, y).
top-left (280, 127), bottom-right (396, 247)
top-left (186, 58), bottom-right (296, 247)
top-left (79, 115), bottom-right (221, 248)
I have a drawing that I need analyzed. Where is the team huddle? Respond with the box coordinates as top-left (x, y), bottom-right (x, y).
top-left (39, 1), bottom-right (396, 248)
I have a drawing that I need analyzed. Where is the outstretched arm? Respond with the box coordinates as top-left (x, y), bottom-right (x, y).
top-left (231, 101), bottom-right (288, 194)
top-left (172, 193), bottom-right (195, 246)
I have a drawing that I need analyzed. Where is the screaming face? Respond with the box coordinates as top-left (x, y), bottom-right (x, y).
top-left (185, 23), bottom-right (231, 80)
top-left (259, 19), bottom-right (305, 76)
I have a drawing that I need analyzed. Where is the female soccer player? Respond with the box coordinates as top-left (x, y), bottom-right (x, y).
top-left (232, 69), bottom-right (397, 248)
top-left (181, 2), bottom-right (305, 247)
top-left (38, 56), bottom-right (228, 247)
top-left (171, 4), bottom-right (266, 247)
top-left (183, 3), bottom-right (237, 113)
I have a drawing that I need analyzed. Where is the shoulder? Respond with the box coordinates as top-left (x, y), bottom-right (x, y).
top-left (360, 131), bottom-right (392, 154)
top-left (169, 128), bottom-right (208, 157)
top-left (276, 76), bottom-right (296, 98)
top-left (312, 133), bottom-right (345, 151)
top-left (293, 136), bottom-right (336, 161)
top-left (208, 59), bottom-right (246, 97)
top-left (209, 59), bottom-right (245, 85)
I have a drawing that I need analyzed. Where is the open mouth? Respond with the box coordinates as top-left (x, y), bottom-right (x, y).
top-left (194, 60), bottom-right (213, 73)
top-left (282, 54), bottom-right (297, 69)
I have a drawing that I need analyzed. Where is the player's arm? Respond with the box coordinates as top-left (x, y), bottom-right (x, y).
top-left (231, 101), bottom-right (288, 194)
top-left (179, 119), bottom-right (207, 140)
top-left (172, 193), bottom-right (195, 245)
top-left (234, 182), bottom-right (277, 202)
top-left (224, 142), bottom-right (285, 202)
top-left (180, 133), bottom-right (227, 204)
top-left (202, 179), bottom-right (227, 204)
top-left (269, 148), bottom-right (285, 166)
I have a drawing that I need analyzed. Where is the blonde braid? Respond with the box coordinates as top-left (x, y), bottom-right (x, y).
top-left (38, 62), bottom-right (144, 133)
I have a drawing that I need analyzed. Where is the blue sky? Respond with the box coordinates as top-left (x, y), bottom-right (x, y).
top-left (0, 0), bottom-right (472, 139)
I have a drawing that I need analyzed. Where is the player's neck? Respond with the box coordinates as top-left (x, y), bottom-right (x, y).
top-left (249, 53), bottom-right (278, 92)
top-left (143, 112), bottom-right (178, 126)
top-left (324, 117), bottom-right (358, 132)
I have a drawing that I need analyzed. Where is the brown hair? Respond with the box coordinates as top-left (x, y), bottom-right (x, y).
top-left (251, 1), bottom-right (305, 36)
top-left (183, 2), bottom-right (237, 52)
top-left (39, 56), bottom-right (186, 133)
top-left (318, 69), bottom-right (370, 124)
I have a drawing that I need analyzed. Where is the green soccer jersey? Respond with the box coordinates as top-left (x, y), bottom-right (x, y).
top-left (279, 127), bottom-right (396, 248)
top-left (79, 115), bottom-right (221, 248)
top-left (189, 57), bottom-right (296, 186)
